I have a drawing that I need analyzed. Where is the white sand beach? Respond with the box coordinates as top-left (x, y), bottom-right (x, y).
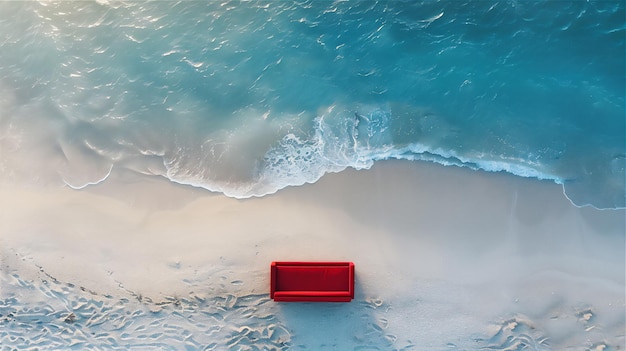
top-left (1, 161), bottom-right (624, 350)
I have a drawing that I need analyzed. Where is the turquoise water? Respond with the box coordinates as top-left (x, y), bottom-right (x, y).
top-left (0, 1), bottom-right (624, 208)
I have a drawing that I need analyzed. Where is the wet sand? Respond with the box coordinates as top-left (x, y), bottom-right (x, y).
top-left (1, 160), bottom-right (624, 349)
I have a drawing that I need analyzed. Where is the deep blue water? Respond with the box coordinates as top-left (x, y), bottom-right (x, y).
top-left (0, 1), bottom-right (624, 208)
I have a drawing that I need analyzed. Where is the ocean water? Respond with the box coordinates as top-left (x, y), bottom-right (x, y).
top-left (0, 1), bottom-right (623, 209)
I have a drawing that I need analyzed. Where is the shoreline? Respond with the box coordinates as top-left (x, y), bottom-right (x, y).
top-left (1, 160), bottom-right (624, 348)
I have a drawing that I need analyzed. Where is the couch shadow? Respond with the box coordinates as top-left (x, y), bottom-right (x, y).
top-left (274, 278), bottom-right (398, 350)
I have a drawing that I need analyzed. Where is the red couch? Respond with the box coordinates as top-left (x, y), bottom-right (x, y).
top-left (270, 262), bottom-right (355, 302)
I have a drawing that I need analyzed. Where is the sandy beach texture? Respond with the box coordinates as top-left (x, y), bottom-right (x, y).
top-left (1, 161), bottom-right (624, 350)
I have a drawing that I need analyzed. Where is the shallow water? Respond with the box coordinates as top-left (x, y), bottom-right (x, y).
top-left (0, 1), bottom-right (623, 208)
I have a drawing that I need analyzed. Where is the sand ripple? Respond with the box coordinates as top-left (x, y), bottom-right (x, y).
top-left (1, 269), bottom-right (290, 350)
top-left (1, 256), bottom-right (623, 350)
